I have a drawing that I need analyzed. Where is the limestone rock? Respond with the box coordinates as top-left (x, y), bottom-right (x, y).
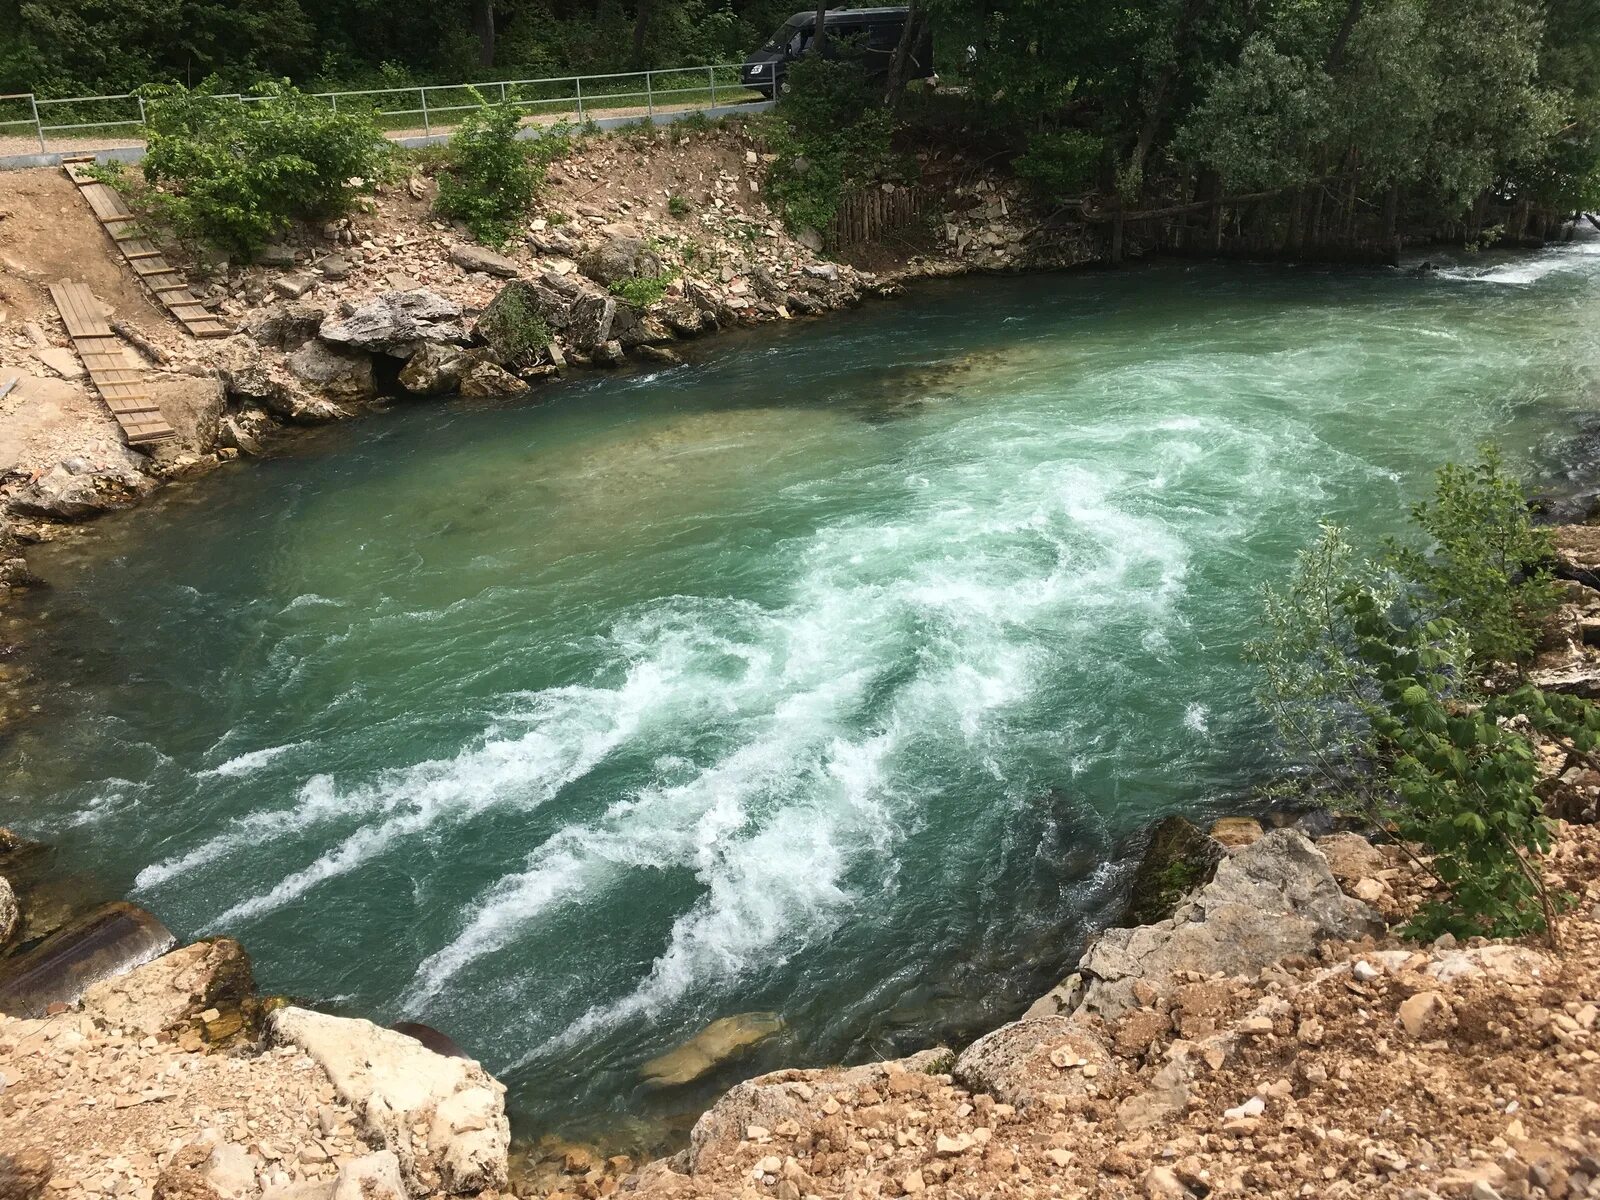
top-left (0, 875), bottom-right (17, 945)
top-left (641, 1012), bottom-right (785, 1088)
top-left (457, 362), bottom-right (529, 398)
top-left (579, 231), bottom-right (661, 286)
top-left (1208, 816), bottom-right (1264, 849)
top-left (1551, 525), bottom-right (1600, 584)
top-left (256, 244), bottom-right (297, 268)
top-left (287, 341), bottom-right (377, 402)
top-left (686, 1050), bottom-right (949, 1172)
top-left (1123, 815), bottom-right (1224, 927)
top-left (1398, 990), bottom-right (1453, 1039)
top-left (319, 291), bottom-right (466, 356)
top-left (272, 274), bottom-right (317, 300)
top-left (269, 1006), bottom-right (510, 1194)
top-left (152, 377), bottom-right (227, 457)
top-left (245, 305), bottom-right (325, 350)
top-left (81, 938), bottom-right (253, 1037)
top-left (224, 365), bottom-right (348, 424)
top-left (953, 1017), bottom-right (1115, 1109)
top-left (475, 281), bottom-right (564, 367)
top-left (0, 1151), bottom-right (53, 1200)
top-left (8, 454), bottom-right (155, 522)
top-left (450, 245), bottom-right (520, 278)
top-left (567, 292), bottom-right (616, 351)
top-left (1315, 831), bottom-right (1385, 884)
top-left (0, 901), bottom-right (175, 1018)
top-left (398, 343), bottom-right (477, 396)
top-left (1077, 829), bottom-right (1385, 1019)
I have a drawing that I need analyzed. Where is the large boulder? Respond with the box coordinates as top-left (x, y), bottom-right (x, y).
top-left (1551, 525), bottom-right (1600, 585)
top-left (1121, 815), bottom-right (1224, 928)
top-left (1076, 829), bottom-right (1384, 1018)
top-left (286, 341), bottom-right (377, 403)
top-left (578, 226), bottom-right (661, 287)
top-left (7, 453), bottom-right (155, 521)
top-left (398, 344), bottom-right (478, 396)
top-left (269, 1007), bottom-right (510, 1196)
top-left (0, 875), bottom-right (17, 946)
top-left (81, 938), bottom-right (254, 1037)
top-left (567, 292), bottom-right (616, 352)
top-left (474, 281), bottom-right (563, 368)
top-left (457, 362), bottom-right (529, 398)
top-left (223, 365), bottom-right (348, 425)
top-left (0, 901), bottom-right (175, 1017)
top-left (641, 1012), bottom-right (785, 1088)
top-left (319, 291), bottom-right (466, 356)
top-left (685, 1050), bottom-right (949, 1173)
top-left (152, 376), bottom-right (227, 457)
top-left (449, 245), bottom-right (520, 278)
top-left (244, 304), bottom-right (325, 350)
top-left (953, 1016), bottom-right (1117, 1110)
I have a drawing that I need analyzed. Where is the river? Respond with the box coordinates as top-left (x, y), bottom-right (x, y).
top-left (5, 244), bottom-right (1600, 1151)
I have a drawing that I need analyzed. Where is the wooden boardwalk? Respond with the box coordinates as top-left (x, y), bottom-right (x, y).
top-left (48, 281), bottom-right (175, 445)
top-left (62, 160), bottom-right (231, 340)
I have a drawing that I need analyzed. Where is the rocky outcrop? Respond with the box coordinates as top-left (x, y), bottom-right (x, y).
top-left (397, 344), bottom-right (476, 396)
top-left (0, 902), bottom-right (175, 1018)
top-left (286, 342), bottom-right (377, 403)
top-left (318, 292), bottom-right (466, 357)
top-left (7, 453), bottom-right (156, 521)
top-left (566, 293), bottom-right (616, 352)
top-left (223, 365), bottom-right (349, 425)
top-left (268, 1007), bottom-right (509, 1196)
top-left (953, 1016), bottom-right (1117, 1110)
top-left (1120, 815), bottom-right (1224, 928)
top-left (456, 362), bottom-right (528, 398)
top-left (641, 1011), bottom-right (786, 1088)
top-left (80, 938), bottom-right (253, 1039)
top-left (578, 227), bottom-right (661, 287)
top-left (244, 305), bottom-right (325, 351)
top-left (151, 377), bottom-right (227, 458)
top-left (1073, 829), bottom-right (1384, 1019)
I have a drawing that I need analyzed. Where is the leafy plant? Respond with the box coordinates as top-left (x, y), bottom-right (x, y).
top-left (138, 80), bottom-right (391, 256)
top-left (609, 270), bottom-right (675, 307)
top-left (1013, 130), bottom-right (1105, 198)
top-left (435, 91), bottom-right (548, 247)
top-left (667, 193), bottom-right (691, 217)
top-left (1385, 445), bottom-right (1561, 667)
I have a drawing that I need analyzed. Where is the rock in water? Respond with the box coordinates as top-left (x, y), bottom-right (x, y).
top-left (318, 291), bottom-right (466, 356)
top-left (269, 1006), bottom-right (510, 1194)
top-left (1122, 815), bottom-right (1224, 928)
top-left (458, 362), bottom-right (530, 397)
top-left (0, 901), bottom-right (175, 1017)
top-left (640, 1012), bottom-right (786, 1087)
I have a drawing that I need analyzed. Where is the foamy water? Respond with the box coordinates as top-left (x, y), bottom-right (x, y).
top-left (10, 249), bottom-right (1600, 1146)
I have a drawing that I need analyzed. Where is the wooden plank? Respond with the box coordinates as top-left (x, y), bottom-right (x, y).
top-left (48, 279), bottom-right (175, 445)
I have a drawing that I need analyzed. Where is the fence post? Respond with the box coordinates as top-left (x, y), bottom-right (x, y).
top-left (575, 77), bottom-right (584, 123)
top-left (708, 66), bottom-right (717, 110)
top-left (136, 95), bottom-right (147, 138)
top-left (646, 71), bottom-right (654, 118)
top-left (499, 82), bottom-right (508, 106)
top-left (29, 94), bottom-right (45, 153)
top-left (330, 93), bottom-right (339, 112)
top-left (419, 86), bottom-right (431, 137)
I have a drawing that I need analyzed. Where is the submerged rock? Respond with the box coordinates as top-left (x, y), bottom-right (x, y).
top-left (640, 1011), bottom-right (786, 1088)
top-left (0, 901), bottom-right (175, 1017)
top-left (269, 1006), bottom-right (509, 1194)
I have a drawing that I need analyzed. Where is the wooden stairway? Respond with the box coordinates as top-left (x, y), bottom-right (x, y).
top-left (62, 159), bottom-right (231, 340)
top-left (48, 281), bottom-right (176, 446)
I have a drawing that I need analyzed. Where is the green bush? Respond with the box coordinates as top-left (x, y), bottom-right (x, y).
top-left (1248, 449), bottom-right (1576, 943)
top-left (138, 81), bottom-right (391, 257)
top-left (609, 271), bottom-right (675, 308)
top-left (435, 92), bottom-right (549, 247)
top-left (1385, 445), bottom-right (1561, 667)
top-left (667, 193), bottom-right (691, 217)
top-left (1013, 130), bottom-right (1105, 198)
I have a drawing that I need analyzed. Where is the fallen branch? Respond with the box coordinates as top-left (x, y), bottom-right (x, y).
top-left (110, 319), bottom-right (169, 366)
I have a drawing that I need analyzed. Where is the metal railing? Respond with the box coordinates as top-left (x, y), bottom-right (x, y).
top-left (0, 63), bottom-right (767, 157)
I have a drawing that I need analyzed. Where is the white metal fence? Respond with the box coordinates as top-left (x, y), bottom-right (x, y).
top-left (0, 63), bottom-right (766, 158)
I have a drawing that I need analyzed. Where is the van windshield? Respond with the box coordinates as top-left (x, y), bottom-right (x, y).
top-left (761, 17), bottom-right (807, 52)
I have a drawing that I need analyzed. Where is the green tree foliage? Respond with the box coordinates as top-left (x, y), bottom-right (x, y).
top-left (434, 93), bottom-right (549, 246)
top-left (1386, 446), bottom-right (1561, 667)
top-left (765, 52), bottom-right (898, 233)
top-left (138, 81), bottom-right (391, 255)
top-left (1248, 450), bottom-right (1577, 943)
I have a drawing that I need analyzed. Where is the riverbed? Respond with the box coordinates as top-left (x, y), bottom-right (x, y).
top-left (6, 244), bottom-right (1600, 1150)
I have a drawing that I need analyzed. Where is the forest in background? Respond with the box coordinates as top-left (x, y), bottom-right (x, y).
top-left (1, 0), bottom-right (1597, 249)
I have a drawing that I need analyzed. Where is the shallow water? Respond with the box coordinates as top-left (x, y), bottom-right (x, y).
top-left (7, 242), bottom-right (1600, 1149)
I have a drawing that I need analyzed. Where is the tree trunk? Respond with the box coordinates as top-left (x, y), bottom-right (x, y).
top-left (1127, 0), bottom-right (1216, 199)
top-left (472, 0), bottom-right (496, 68)
top-left (812, 3), bottom-right (830, 55)
top-left (1326, 0), bottom-right (1364, 72)
top-left (883, 0), bottom-right (924, 105)
top-left (631, 0), bottom-right (654, 68)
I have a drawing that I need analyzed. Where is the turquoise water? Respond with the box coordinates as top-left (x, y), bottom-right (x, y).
top-left (7, 244), bottom-right (1600, 1150)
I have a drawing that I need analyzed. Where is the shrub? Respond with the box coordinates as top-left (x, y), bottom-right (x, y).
top-left (1248, 449), bottom-right (1577, 944)
top-left (667, 193), bottom-right (691, 217)
top-left (1385, 444), bottom-right (1561, 667)
top-left (609, 270), bottom-right (674, 308)
top-left (138, 80), bottom-right (391, 257)
top-left (1013, 130), bottom-right (1105, 198)
top-left (435, 92), bottom-right (548, 247)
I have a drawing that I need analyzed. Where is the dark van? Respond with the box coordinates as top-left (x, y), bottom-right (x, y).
top-left (740, 7), bottom-right (934, 98)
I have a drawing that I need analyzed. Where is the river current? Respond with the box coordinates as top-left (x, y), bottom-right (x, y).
top-left (6, 245), bottom-right (1600, 1149)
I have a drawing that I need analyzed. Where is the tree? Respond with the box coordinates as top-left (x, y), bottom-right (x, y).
top-left (472, 0), bottom-right (496, 68)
